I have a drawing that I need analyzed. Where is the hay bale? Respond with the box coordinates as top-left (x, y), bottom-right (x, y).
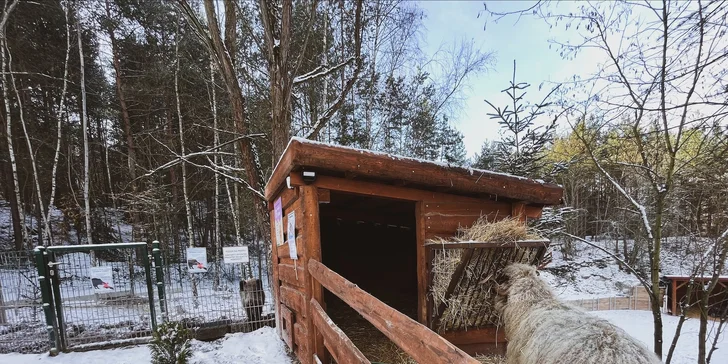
top-left (428, 217), bottom-right (547, 332)
top-left (474, 354), bottom-right (507, 364)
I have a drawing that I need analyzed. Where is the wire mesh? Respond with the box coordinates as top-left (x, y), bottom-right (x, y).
top-left (160, 252), bottom-right (275, 334)
top-left (53, 247), bottom-right (154, 348)
top-left (0, 250), bottom-right (49, 354)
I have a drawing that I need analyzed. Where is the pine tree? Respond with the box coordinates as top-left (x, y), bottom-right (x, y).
top-left (437, 116), bottom-right (467, 165)
top-left (473, 140), bottom-right (498, 170)
top-left (484, 60), bottom-right (559, 178)
top-left (149, 321), bottom-right (192, 364)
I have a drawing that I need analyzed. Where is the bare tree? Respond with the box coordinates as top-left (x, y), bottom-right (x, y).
top-left (76, 9), bottom-right (92, 248)
top-left (484, 0), bottom-right (728, 358)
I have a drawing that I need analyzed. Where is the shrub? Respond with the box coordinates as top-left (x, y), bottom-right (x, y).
top-left (149, 321), bottom-right (192, 364)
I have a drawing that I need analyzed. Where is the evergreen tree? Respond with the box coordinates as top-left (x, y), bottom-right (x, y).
top-left (484, 60), bottom-right (559, 178)
top-left (149, 321), bottom-right (192, 364)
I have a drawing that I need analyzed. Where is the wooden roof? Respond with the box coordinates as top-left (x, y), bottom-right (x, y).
top-left (265, 138), bottom-right (564, 205)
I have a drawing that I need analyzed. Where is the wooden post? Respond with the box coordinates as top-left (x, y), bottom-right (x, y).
top-left (416, 201), bottom-right (427, 325)
top-left (269, 201), bottom-right (282, 335)
top-left (671, 279), bottom-right (677, 315)
top-left (301, 185), bottom-right (326, 364)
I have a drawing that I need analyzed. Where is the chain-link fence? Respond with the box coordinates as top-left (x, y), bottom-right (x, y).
top-left (0, 250), bottom-right (49, 354)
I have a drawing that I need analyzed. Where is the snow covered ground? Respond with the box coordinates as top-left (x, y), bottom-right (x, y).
top-left (0, 327), bottom-right (292, 364)
top-left (1, 311), bottom-right (724, 363)
top-left (593, 311), bottom-right (727, 364)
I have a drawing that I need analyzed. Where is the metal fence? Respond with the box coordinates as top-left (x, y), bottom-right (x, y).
top-left (1, 241), bottom-right (274, 355)
top-left (45, 243), bottom-right (157, 351)
top-left (0, 250), bottom-right (49, 354)
top-left (159, 245), bottom-right (275, 337)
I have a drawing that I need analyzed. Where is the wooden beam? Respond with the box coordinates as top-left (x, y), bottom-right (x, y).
top-left (301, 186), bottom-right (326, 363)
top-left (269, 201), bottom-right (282, 333)
top-left (308, 259), bottom-right (480, 364)
top-left (264, 138), bottom-right (563, 204)
top-left (290, 172), bottom-right (505, 206)
top-left (416, 202), bottom-right (427, 325)
top-left (424, 240), bottom-right (550, 249)
top-left (319, 206), bottom-right (414, 227)
top-left (672, 279), bottom-right (677, 315)
top-left (317, 188), bottom-right (331, 204)
top-left (441, 327), bottom-right (506, 345)
top-left (310, 299), bottom-right (370, 364)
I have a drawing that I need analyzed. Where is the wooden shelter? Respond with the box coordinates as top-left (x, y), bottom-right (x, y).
top-left (265, 137), bottom-right (563, 364)
top-left (664, 275), bottom-right (728, 317)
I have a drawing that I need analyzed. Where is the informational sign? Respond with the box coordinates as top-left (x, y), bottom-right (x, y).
top-left (274, 197), bottom-right (284, 246)
top-left (223, 246), bottom-right (250, 264)
top-left (287, 211), bottom-right (298, 260)
top-left (186, 247), bottom-right (208, 273)
top-left (89, 266), bottom-right (115, 293)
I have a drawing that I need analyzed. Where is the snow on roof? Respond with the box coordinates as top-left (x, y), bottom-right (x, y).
top-left (266, 137), bottom-right (564, 204)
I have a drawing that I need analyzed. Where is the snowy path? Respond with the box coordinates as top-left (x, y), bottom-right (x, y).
top-left (0, 327), bottom-right (292, 364)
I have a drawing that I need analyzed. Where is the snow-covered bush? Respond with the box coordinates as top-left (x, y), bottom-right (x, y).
top-left (149, 321), bottom-right (192, 364)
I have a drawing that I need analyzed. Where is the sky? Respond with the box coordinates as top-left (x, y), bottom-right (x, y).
top-left (418, 1), bottom-right (599, 158)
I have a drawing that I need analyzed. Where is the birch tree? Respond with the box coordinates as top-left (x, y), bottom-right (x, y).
top-left (1, 0), bottom-right (25, 249)
top-left (76, 8), bottom-right (92, 249)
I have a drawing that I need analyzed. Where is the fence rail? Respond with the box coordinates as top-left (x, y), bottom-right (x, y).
top-left (308, 258), bottom-right (479, 364)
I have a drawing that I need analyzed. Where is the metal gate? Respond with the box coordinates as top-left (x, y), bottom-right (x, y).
top-left (35, 243), bottom-right (158, 352)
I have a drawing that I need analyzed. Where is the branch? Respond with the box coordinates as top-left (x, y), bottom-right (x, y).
top-left (306, 0), bottom-right (363, 139)
top-left (561, 232), bottom-right (654, 296)
top-left (293, 57), bottom-right (354, 85)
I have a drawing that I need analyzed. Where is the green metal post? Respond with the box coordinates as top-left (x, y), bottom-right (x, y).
top-left (141, 247), bottom-right (158, 331)
top-left (47, 250), bottom-right (67, 352)
top-left (34, 247), bottom-right (59, 356)
top-left (152, 240), bottom-right (167, 321)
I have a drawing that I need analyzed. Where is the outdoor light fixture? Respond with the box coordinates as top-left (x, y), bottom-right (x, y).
top-left (302, 171), bottom-right (316, 184)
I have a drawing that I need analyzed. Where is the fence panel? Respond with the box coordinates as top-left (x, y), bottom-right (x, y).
top-left (160, 250), bottom-right (275, 335)
top-left (49, 244), bottom-right (155, 350)
top-left (0, 250), bottom-right (49, 354)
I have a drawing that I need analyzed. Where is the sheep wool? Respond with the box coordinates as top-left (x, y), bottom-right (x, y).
top-left (495, 263), bottom-right (662, 364)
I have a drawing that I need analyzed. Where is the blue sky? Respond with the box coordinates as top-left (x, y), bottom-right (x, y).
top-left (418, 1), bottom-right (594, 158)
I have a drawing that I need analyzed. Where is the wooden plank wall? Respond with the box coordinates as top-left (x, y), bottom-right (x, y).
top-left (270, 185), bottom-right (325, 364)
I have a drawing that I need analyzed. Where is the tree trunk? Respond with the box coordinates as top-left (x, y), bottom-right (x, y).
top-left (46, 1), bottom-right (72, 246)
top-left (77, 11), bottom-right (93, 249)
top-left (175, 17), bottom-right (198, 303)
top-left (1, 36), bottom-right (26, 249)
top-left (105, 0), bottom-right (139, 240)
top-left (211, 58), bottom-right (221, 289)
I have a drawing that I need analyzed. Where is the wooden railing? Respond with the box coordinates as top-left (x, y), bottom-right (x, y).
top-left (308, 259), bottom-right (480, 364)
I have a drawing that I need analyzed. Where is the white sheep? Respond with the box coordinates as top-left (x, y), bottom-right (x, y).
top-left (494, 263), bottom-right (662, 364)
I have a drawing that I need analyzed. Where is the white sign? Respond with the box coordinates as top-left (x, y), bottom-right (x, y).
top-left (186, 247), bottom-right (208, 273)
top-left (274, 197), bottom-right (284, 246)
top-left (89, 266), bottom-right (115, 293)
top-left (287, 211), bottom-right (298, 260)
top-left (223, 246), bottom-right (250, 264)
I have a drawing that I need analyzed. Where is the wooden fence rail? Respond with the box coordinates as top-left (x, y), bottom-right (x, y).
top-left (308, 259), bottom-right (480, 364)
top-left (310, 299), bottom-right (370, 364)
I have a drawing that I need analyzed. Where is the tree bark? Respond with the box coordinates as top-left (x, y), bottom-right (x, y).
top-left (77, 10), bottom-right (92, 249)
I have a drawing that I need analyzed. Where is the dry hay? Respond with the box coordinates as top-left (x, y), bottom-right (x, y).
top-left (327, 298), bottom-right (417, 364)
top-left (428, 216), bottom-right (547, 332)
top-left (474, 354), bottom-right (507, 364)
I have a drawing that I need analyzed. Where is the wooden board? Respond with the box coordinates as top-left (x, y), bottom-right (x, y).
top-left (416, 201), bottom-right (427, 324)
top-left (310, 299), bottom-right (370, 364)
top-left (280, 285), bottom-right (306, 317)
top-left (265, 138), bottom-right (563, 205)
top-left (308, 259), bottom-right (480, 364)
top-left (280, 304), bottom-right (294, 349)
top-left (279, 264), bottom-right (306, 289)
top-left (300, 186), bottom-right (326, 364)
